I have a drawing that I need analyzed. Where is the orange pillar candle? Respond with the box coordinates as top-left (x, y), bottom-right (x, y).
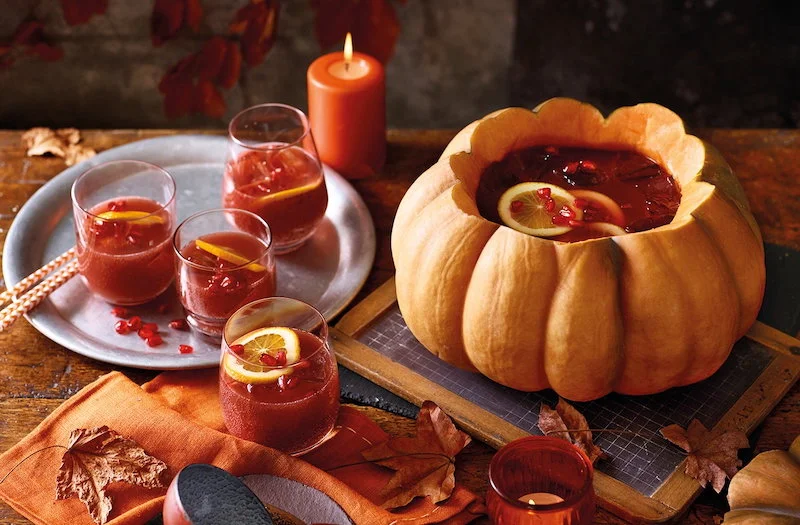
top-left (307, 33), bottom-right (386, 179)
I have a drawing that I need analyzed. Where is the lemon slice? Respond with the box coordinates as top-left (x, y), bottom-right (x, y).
top-left (195, 239), bottom-right (266, 273)
top-left (96, 210), bottom-right (164, 225)
top-left (223, 327), bottom-right (301, 384)
top-left (498, 182), bottom-right (581, 237)
top-left (585, 222), bottom-right (627, 237)
top-left (239, 179), bottom-right (323, 205)
top-left (570, 189), bottom-right (626, 227)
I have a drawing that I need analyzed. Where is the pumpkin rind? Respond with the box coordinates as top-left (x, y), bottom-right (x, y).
top-left (391, 98), bottom-right (766, 400)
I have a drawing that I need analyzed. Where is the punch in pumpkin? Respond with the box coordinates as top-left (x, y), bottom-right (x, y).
top-left (391, 98), bottom-right (765, 401)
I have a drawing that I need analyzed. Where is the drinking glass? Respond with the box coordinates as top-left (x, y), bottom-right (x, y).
top-left (173, 209), bottom-right (276, 338)
top-left (220, 297), bottom-right (339, 455)
top-left (71, 160), bottom-right (176, 305)
top-left (222, 103), bottom-right (328, 254)
top-left (487, 437), bottom-right (595, 524)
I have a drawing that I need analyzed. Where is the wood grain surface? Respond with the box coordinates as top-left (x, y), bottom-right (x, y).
top-left (0, 129), bottom-right (798, 525)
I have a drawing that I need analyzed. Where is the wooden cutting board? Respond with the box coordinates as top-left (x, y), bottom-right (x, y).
top-left (330, 277), bottom-right (800, 523)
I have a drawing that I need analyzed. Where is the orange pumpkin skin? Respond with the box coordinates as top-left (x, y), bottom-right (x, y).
top-left (391, 99), bottom-right (766, 401)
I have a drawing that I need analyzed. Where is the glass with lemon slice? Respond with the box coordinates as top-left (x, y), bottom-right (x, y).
top-left (222, 104), bottom-right (328, 254)
top-left (71, 160), bottom-right (176, 305)
top-left (220, 297), bottom-right (339, 455)
top-left (173, 209), bottom-right (276, 338)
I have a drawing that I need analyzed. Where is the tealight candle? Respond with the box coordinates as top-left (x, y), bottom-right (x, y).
top-left (307, 33), bottom-right (386, 179)
top-left (487, 437), bottom-right (595, 524)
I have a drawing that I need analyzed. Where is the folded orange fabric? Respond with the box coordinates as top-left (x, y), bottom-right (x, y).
top-left (0, 371), bottom-right (483, 524)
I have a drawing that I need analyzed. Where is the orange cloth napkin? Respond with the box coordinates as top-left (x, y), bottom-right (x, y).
top-left (0, 371), bottom-right (484, 525)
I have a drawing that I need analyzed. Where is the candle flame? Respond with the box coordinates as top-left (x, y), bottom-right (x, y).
top-left (344, 32), bottom-right (353, 63)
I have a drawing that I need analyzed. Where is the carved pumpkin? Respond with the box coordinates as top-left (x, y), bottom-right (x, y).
top-left (723, 436), bottom-right (800, 524)
top-left (391, 98), bottom-right (765, 401)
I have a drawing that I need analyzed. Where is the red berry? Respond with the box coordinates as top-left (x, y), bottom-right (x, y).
top-left (111, 306), bottom-right (128, 318)
top-left (127, 316), bottom-right (142, 330)
top-left (510, 200), bottom-right (524, 213)
top-left (114, 320), bottom-right (130, 335)
top-left (146, 335), bottom-right (163, 347)
top-left (274, 350), bottom-right (287, 366)
top-left (574, 198), bottom-right (589, 209)
top-left (260, 353), bottom-right (278, 366)
top-left (229, 344), bottom-right (245, 355)
top-left (536, 187), bottom-right (552, 200)
top-left (142, 322), bottom-right (159, 332)
top-left (169, 319), bottom-right (189, 331)
top-left (564, 161), bottom-right (579, 175)
top-left (179, 344), bottom-right (193, 354)
top-left (580, 160), bottom-right (597, 172)
top-left (138, 328), bottom-right (155, 340)
top-left (545, 199), bottom-right (556, 213)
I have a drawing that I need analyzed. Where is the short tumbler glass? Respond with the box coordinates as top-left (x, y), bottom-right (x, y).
top-left (71, 160), bottom-right (176, 305)
top-left (173, 208), bottom-right (277, 338)
top-left (219, 297), bottom-right (340, 455)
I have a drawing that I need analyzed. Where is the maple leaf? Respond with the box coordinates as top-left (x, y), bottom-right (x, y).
top-left (660, 419), bottom-right (749, 493)
top-left (56, 426), bottom-right (168, 525)
top-left (230, 0), bottom-right (280, 67)
top-left (310, 0), bottom-right (402, 63)
top-left (362, 400), bottom-right (470, 509)
top-left (537, 398), bottom-right (606, 464)
top-left (59, 0), bottom-right (108, 26)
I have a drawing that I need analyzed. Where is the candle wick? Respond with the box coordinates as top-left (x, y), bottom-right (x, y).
top-left (345, 61), bottom-right (350, 72)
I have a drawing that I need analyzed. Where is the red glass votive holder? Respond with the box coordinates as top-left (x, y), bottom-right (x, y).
top-left (487, 437), bottom-right (595, 525)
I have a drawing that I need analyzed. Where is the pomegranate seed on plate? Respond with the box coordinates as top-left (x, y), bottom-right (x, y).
top-left (138, 328), bottom-right (155, 340)
top-left (114, 320), bottom-right (130, 335)
top-left (111, 306), bottom-right (128, 318)
top-left (142, 322), bottom-right (159, 332)
top-left (146, 335), bottom-right (163, 347)
top-left (169, 319), bottom-right (189, 331)
top-left (127, 316), bottom-right (142, 330)
top-left (179, 344), bottom-right (193, 354)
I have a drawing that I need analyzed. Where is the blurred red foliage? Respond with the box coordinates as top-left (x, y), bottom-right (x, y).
top-left (229, 0), bottom-right (280, 67)
top-left (59, 0), bottom-right (108, 26)
top-left (0, 20), bottom-right (64, 69)
top-left (151, 0), bottom-right (204, 46)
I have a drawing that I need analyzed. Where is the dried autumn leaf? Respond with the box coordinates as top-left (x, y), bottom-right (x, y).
top-left (59, 0), bottom-right (108, 26)
top-left (193, 80), bottom-right (225, 118)
top-left (217, 40), bottom-right (242, 89)
top-left (230, 0), bottom-right (280, 67)
top-left (660, 419), bottom-right (749, 493)
top-left (196, 37), bottom-right (228, 81)
top-left (362, 400), bottom-right (470, 509)
top-left (311, 0), bottom-right (402, 63)
top-left (56, 426), bottom-right (168, 525)
top-left (537, 398), bottom-right (605, 463)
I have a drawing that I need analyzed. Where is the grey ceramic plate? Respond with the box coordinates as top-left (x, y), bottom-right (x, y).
top-left (2, 135), bottom-right (375, 369)
top-left (243, 474), bottom-right (355, 524)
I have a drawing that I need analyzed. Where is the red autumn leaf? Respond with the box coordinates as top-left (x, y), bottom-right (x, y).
top-left (56, 426), bottom-right (168, 525)
top-left (26, 42), bottom-right (64, 62)
top-left (537, 398), bottom-right (606, 464)
top-left (660, 419), bottom-right (749, 493)
top-left (310, 0), bottom-right (401, 64)
top-left (59, 0), bottom-right (108, 26)
top-left (184, 0), bottom-right (204, 32)
top-left (151, 0), bottom-right (185, 46)
top-left (230, 0), bottom-right (280, 67)
top-left (196, 36), bottom-right (227, 81)
top-left (11, 20), bottom-right (45, 46)
top-left (217, 40), bottom-right (242, 89)
top-left (361, 401), bottom-right (471, 509)
top-left (7, 19), bottom-right (63, 64)
top-left (193, 80), bottom-right (225, 118)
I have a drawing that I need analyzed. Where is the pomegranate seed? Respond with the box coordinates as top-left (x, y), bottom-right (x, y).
top-left (126, 232), bottom-right (142, 245)
top-left (127, 316), bottom-right (142, 330)
top-left (169, 319), bottom-right (189, 331)
top-left (536, 187), bottom-right (552, 200)
top-left (179, 344), bottom-right (193, 354)
top-left (544, 146), bottom-right (559, 155)
top-left (229, 344), bottom-right (245, 355)
top-left (142, 322), bottom-right (159, 332)
top-left (277, 374), bottom-right (288, 391)
top-left (114, 320), bottom-right (130, 335)
top-left (510, 200), bottom-right (524, 213)
top-left (260, 353), bottom-right (278, 366)
top-left (574, 198), bottom-right (589, 209)
top-left (545, 199), bottom-right (556, 212)
top-left (111, 306), bottom-right (128, 318)
top-left (568, 219), bottom-right (584, 227)
top-left (563, 161), bottom-right (579, 175)
top-left (293, 360), bottom-right (311, 370)
top-left (580, 160), bottom-right (597, 172)
top-left (275, 350), bottom-right (287, 366)
top-left (620, 203), bottom-right (633, 209)
top-left (284, 376), bottom-right (299, 390)
top-left (108, 200), bottom-right (126, 211)
top-left (138, 328), bottom-right (155, 340)
top-left (146, 335), bottom-right (163, 347)
top-left (156, 304), bottom-right (169, 314)
top-left (552, 215), bottom-right (571, 226)
top-left (558, 206), bottom-right (576, 219)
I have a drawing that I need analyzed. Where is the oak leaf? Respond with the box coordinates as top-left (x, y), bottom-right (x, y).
top-left (59, 0), bottom-right (108, 26)
top-left (660, 419), bottom-right (748, 493)
top-left (310, 0), bottom-right (402, 64)
top-left (55, 426), bottom-right (168, 524)
top-left (537, 398), bottom-right (605, 463)
top-left (362, 401), bottom-right (470, 509)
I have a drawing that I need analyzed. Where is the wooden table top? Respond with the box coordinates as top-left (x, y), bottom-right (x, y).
top-left (0, 128), bottom-right (798, 525)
